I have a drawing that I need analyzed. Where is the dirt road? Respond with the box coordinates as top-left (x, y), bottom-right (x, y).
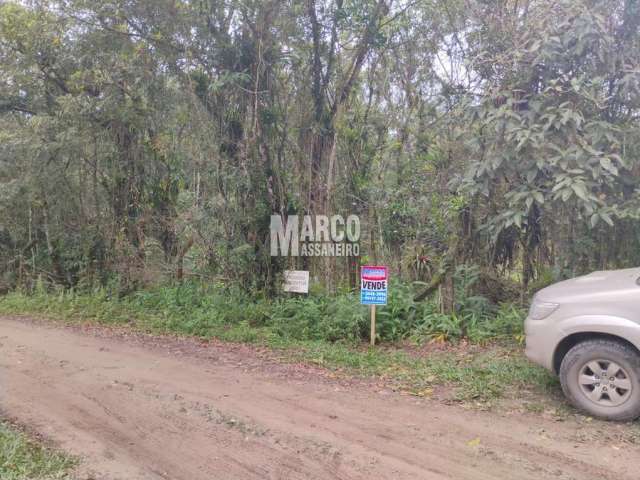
top-left (1, 317), bottom-right (639, 480)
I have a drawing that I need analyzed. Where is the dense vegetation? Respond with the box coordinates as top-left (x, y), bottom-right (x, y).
top-left (2, 276), bottom-right (525, 343)
top-left (1, 0), bottom-right (640, 338)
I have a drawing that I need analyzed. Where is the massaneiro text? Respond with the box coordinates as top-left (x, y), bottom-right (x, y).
top-left (270, 215), bottom-right (360, 257)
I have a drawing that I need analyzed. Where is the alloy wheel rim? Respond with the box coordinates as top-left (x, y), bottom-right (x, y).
top-left (578, 359), bottom-right (633, 407)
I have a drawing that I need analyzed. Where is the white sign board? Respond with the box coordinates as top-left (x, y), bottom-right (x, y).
top-left (283, 270), bottom-right (309, 293)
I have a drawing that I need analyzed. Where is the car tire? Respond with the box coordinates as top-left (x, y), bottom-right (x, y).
top-left (559, 339), bottom-right (640, 421)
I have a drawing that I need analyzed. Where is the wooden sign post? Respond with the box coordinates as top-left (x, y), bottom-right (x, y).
top-left (370, 305), bottom-right (376, 346)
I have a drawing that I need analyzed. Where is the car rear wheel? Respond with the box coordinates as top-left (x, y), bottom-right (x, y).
top-left (559, 339), bottom-right (640, 421)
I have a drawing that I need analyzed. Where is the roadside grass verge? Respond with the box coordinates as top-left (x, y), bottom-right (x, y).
top-left (272, 339), bottom-right (558, 402)
top-left (0, 285), bottom-right (558, 404)
top-left (0, 421), bottom-right (76, 480)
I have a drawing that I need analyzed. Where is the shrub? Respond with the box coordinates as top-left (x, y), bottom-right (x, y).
top-left (0, 280), bottom-right (526, 345)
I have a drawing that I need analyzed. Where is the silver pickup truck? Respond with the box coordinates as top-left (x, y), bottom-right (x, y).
top-left (525, 268), bottom-right (640, 421)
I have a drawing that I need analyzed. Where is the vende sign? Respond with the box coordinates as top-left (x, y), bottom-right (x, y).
top-left (361, 266), bottom-right (388, 305)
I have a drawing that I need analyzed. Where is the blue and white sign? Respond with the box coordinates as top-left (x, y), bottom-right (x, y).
top-left (361, 266), bottom-right (388, 305)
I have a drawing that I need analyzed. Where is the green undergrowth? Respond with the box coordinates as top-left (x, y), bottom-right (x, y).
top-left (0, 422), bottom-right (76, 480)
top-left (0, 280), bottom-right (526, 343)
top-left (0, 281), bottom-right (557, 402)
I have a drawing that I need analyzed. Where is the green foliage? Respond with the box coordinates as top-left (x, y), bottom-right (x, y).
top-left (0, 422), bottom-right (76, 480)
top-left (2, 0), bottom-right (640, 326)
top-left (462, 0), bottom-right (640, 275)
top-left (454, 265), bottom-right (492, 317)
top-left (269, 294), bottom-right (368, 342)
top-left (376, 281), bottom-right (421, 341)
top-left (0, 280), bottom-right (525, 346)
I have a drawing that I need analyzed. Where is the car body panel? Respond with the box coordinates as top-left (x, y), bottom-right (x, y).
top-left (524, 268), bottom-right (640, 372)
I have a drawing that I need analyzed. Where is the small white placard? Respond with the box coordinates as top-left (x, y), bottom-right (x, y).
top-left (283, 270), bottom-right (309, 293)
